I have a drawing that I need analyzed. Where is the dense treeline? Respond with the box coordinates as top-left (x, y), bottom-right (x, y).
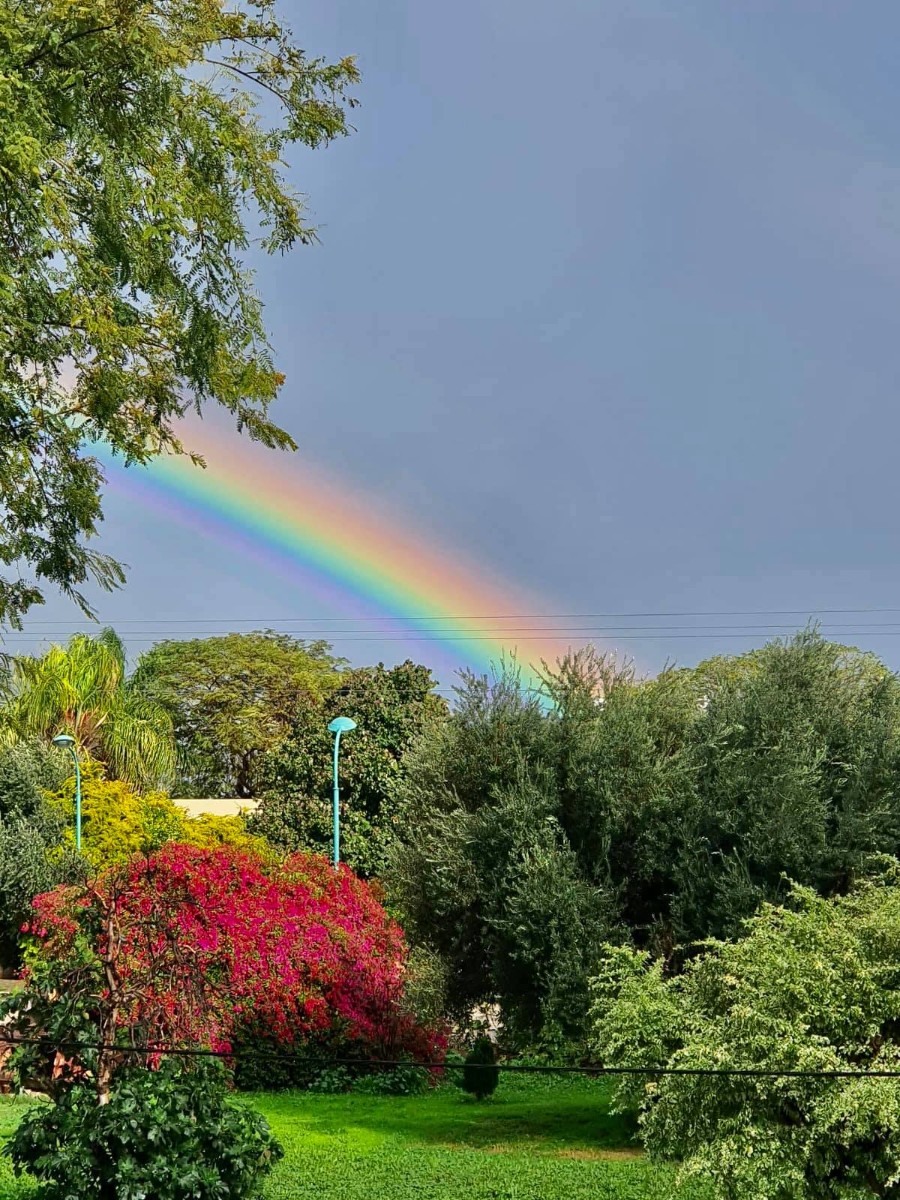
top-left (388, 631), bottom-right (900, 1046)
top-left (3, 625), bottom-right (900, 1054)
top-left (0, 629), bottom-right (448, 962)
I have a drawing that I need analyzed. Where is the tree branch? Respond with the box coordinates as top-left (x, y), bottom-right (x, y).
top-left (205, 59), bottom-right (289, 108)
top-left (21, 25), bottom-right (118, 70)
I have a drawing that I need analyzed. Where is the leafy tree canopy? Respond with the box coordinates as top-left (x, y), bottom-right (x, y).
top-left (1, 628), bottom-right (175, 787)
top-left (591, 873), bottom-right (900, 1200)
top-left (0, 738), bottom-right (69, 819)
top-left (388, 633), bottom-right (900, 1044)
top-left (0, 0), bottom-right (358, 627)
top-left (251, 660), bottom-right (447, 877)
top-left (133, 631), bottom-right (344, 797)
top-left (0, 739), bottom-right (85, 966)
top-left (388, 663), bottom-right (620, 1045)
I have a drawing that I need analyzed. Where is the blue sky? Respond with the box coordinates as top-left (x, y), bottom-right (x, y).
top-left (14, 0), bottom-right (900, 683)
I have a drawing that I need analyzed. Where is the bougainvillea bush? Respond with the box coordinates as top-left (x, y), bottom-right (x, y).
top-left (6, 844), bottom-right (444, 1098)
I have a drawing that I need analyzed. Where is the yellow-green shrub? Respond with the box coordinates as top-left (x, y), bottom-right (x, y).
top-left (178, 813), bottom-right (274, 860)
top-left (44, 762), bottom-right (273, 869)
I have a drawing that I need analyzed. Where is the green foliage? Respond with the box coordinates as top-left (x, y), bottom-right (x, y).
top-left (44, 759), bottom-right (271, 869)
top-left (230, 1038), bottom-right (332, 1093)
top-left (296, 1065), bottom-right (432, 1097)
top-left (350, 1066), bottom-right (431, 1096)
top-left (0, 811), bottom-right (85, 967)
top-left (388, 662), bottom-right (621, 1045)
top-left (390, 634), bottom-right (900, 1044)
top-left (401, 946), bottom-right (449, 1030)
top-left (673, 631), bottom-right (900, 942)
top-left (0, 0), bottom-right (358, 629)
top-left (0, 1080), bottom-right (706, 1200)
top-left (462, 1037), bottom-right (500, 1101)
top-left (0, 740), bottom-right (69, 818)
top-left (3, 630), bottom-right (175, 788)
top-left (133, 632), bottom-right (344, 798)
top-left (231, 1042), bottom-right (432, 1097)
top-left (6, 1058), bottom-right (283, 1200)
top-left (252, 661), bottom-right (447, 877)
top-left (588, 946), bottom-right (686, 1113)
top-left (593, 873), bottom-right (900, 1200)
top-left (0, 740), bottom-right (85, 965)
top-left (547, 657), bottom-right (701, 950)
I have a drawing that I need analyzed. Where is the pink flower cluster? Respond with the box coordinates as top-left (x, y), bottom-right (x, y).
top-left (27, 845), bottom-right (444, 1062)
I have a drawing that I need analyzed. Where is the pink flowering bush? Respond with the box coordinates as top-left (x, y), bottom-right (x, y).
top-left (11, 845), bottom-right (444, 1097)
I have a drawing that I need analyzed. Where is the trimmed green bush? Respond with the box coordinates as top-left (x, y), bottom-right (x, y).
top-left (461, 1037), bottom-right (500, 1101)
top-left (5, 1058), bottom-right (283, 1200)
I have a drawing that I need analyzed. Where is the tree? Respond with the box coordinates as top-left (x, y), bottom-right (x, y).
top-left (388, 634), bottom-right (900, 1045)
top-left (0, 0), bottom-right (358, 628)
top-left (590, 874), bottom-right (900, 1200)
top-left (388, 664), bottom-right (620, 1045)
top-left (542, 651), bottom-right (701, 953)
top-left (0, 738), bottom-right (69, 819)
top-left (2, 629), bottom-right (175, 787)
top-left (0, 740), bottom-right (85, 967)
top-left (7, 844), bottom-right (443, 1101)
top-left (133, 632), bottom-right (343, 797)
top-left (0, 813), bottom-right (84, 969)
top-left (671, 631), bottom-right (900, 943)
top-left (252, 661), bottom-right (448, 876)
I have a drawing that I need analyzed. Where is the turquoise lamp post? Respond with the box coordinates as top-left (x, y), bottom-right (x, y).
top-left (327, 717), bottom-right (356, 867)
top-left (52, 734), bottom-right (82, 852)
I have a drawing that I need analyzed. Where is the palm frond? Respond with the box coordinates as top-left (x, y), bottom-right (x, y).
top-left (1, 630), bottom-right (173, 785)
top-left (103, 691), bottom-right (177, 790)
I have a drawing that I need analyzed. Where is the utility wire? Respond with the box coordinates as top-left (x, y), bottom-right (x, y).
top-left (15, 608), bottom-right (900, 624)
top-left (10, 633), bottom-right (900, 645)
top-left (10, 623), bottom-right (900, 636)
top-left (0, 629), bottom-right (757, 637)
top-left (5, 1035), bottom-right (900, 1079)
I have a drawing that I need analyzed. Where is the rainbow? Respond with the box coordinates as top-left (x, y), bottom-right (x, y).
top-left (96, 422), bottom-right (573, 686)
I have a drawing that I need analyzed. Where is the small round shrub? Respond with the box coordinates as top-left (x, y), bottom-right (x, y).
top-left (5, 1058), bottom-right (283, 1200)
top-left (461, 1036), bottom-right (500, 1101)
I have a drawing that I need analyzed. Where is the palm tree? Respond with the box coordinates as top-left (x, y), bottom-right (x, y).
top-left (1, 629), bottom-right (175, 789)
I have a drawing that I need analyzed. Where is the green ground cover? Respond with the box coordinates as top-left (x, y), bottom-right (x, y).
top-left (0, 1077), bottom-right (708, 1200)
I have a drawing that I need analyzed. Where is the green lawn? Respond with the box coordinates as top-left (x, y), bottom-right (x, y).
top-left (254, 1077), bottom-right (707, 1200)
top-left (0, 1077), bottom-right (709, 1200)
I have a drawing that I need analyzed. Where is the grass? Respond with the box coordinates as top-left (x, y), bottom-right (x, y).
top-left (253, 1076), bottom-right (708, 1200)
top-left (0, 1098), bottom-right (36, 1199)
top-left (0, 1076), bottom-right (710, 1200)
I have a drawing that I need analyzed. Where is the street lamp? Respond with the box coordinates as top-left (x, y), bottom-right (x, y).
top-left (327, 717), bottom-right (356, 868)
top-left (52, 734), bottom-right (81, 852)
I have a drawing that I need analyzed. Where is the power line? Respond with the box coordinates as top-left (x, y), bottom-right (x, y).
top-left (12, 628), bottom-right (900, 638)
top-left (4, 1035), bottom-right (900, 1079)
top-left (7, 624), bottom-right (900, 638)
top-left (11, 606), bottom-right (900, 626)
top-left (9, 631), bottom-right (900, 645)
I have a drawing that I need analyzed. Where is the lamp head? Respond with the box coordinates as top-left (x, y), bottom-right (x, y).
top-left (52, 734), bottom-right (76, 749)
top-left (328, 716), bottom-right (357, 735)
